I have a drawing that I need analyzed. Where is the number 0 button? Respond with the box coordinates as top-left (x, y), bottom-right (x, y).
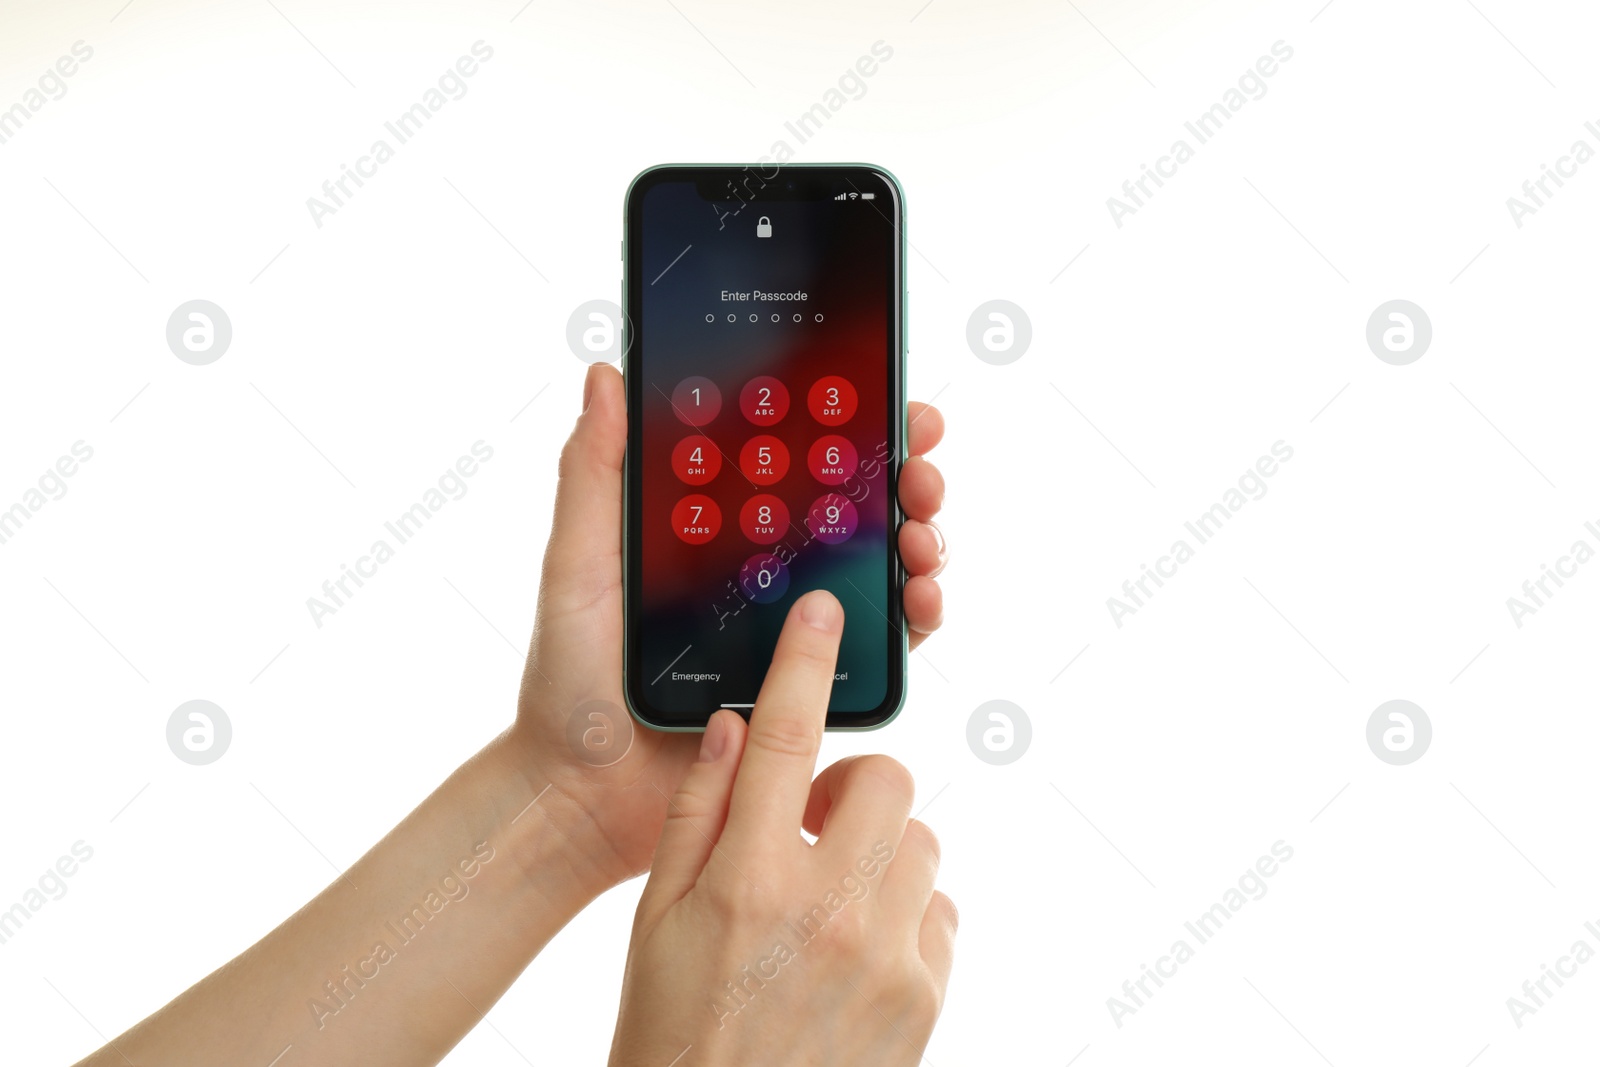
top-left (740, 376), bottom-right (790, 426)
top-left (671, 494), bottom-right (721, 544)
top-left (671, 376), bottom-right (721, 426)
top-left (738, 552), bottom-right (790, 604)
top-left (739, 435), bottom-right (790, 485)
top-left (671, 435), bottom-right (721, 485)
top-left (807, 435), bottom-right (857, 485)
top-left (808, 376), bottom-right (857, 425)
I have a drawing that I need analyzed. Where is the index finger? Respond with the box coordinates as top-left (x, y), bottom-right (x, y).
top-left (721, 589), bottom-right (844, 849)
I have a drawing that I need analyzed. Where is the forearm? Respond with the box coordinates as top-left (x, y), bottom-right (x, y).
top-left (76, 728), bottom-right (615, 1067)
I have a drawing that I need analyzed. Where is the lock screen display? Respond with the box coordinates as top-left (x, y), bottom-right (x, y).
top-left (624, 166), bottom-right (904, 728)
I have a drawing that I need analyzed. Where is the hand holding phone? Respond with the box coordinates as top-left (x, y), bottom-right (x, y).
top-left (511, 365), bottom-right (946, 888)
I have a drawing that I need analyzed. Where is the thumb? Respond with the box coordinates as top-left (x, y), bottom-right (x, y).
top-left (538, 364), bottom-right (626, 618)
top-left (637, 709), bottom-right (749, 925)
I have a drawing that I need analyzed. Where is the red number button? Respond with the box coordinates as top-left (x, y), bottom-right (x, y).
top-left (807, 435), bottom-right (857, 485)
top-left (671, 435), bottom-right (721, 485)
top-left (671, 376), bottom-right (721, 426)
top-left (738, 494), bottom-right (790, 544)
top-left (740, 376), bottom-right (790, 426)
top-left (671, 494), bottom-right (721, 544)
top-left (739, 435), bottom-right (790, 486)
top-left (806, 493), bottom-right (858, 544)
top-left (808, 376), bottom-right (857, 426)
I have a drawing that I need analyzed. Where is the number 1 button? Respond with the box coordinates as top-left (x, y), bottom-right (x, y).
top-left (671, 376), bottom-right (721, 426)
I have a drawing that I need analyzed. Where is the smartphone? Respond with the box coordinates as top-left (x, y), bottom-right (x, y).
top-left (622, 163), bottom-right (907, 731)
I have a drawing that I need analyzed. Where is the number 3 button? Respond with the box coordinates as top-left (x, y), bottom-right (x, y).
top-left (808, 376), bottom-right (857, 425)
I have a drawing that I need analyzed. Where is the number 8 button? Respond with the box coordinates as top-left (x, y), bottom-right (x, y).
top-left (739, 494), bottom-right (789, 544)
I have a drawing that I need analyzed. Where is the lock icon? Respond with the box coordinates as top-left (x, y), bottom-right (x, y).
top-left (756, 216), bottom-right (772, 238)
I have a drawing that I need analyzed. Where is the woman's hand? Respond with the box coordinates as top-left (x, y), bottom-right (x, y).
top-left (512, 364), bottom-right (949, 892)
top-left (607, 590), bottom-right (956, 1066)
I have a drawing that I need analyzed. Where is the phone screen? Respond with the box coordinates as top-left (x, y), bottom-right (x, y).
top-left (624, 166), bottom-right (904, 729)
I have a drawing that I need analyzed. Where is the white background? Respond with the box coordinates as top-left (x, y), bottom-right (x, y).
top-left (2, 0), bottom-right (1598, 1063)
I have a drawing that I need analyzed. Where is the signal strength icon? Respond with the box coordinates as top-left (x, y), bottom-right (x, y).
top-left (834, 192), bottom-right (848, 200)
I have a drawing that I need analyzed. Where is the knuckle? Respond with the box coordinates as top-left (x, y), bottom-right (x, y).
top-left (748, 713), bottom-right (820, 760)
top-left (785, 636), bottom-right (840, 674)
top-left (930, 889), bottom-right (958, 933)
top-left (806, 896), bottom-right (872, 959)
top-left (556, 434), bottom-right (586, 481)
top-left (853, 755), bottom-right (915, 806)
top-left (704, 869), bottom-right (769, 919)
top-left (661, 783), bottom-right (715, 828)
top-left (902, 818), bottom-right (941, 868)
top-left (903, 973), bottom-right (943, 1030)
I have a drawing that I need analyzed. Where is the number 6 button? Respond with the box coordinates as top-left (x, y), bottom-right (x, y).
top-left (807, 435), bottom-right (857, 485)
top-left (739, 435), bottom-right (790, 485)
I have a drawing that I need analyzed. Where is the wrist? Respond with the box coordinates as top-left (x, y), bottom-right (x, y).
top-left (489, 725), bottom-right (635, 907)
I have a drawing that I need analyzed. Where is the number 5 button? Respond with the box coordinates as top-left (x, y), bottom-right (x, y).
top-left (739, 435), bottom-right (790, 485)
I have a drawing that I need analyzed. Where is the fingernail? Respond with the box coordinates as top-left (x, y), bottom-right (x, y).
top-left (928, 520), bottom-right (948, 562)
top-left (799, 590), bottom-right (842, 632)
top-left (582, 366), bottom-right (597, 411)
top-left (699, 711), bottom-right (728, 763)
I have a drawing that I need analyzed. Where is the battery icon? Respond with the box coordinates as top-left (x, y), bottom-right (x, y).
top-left (860, 192), bottom-right (876, 199)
